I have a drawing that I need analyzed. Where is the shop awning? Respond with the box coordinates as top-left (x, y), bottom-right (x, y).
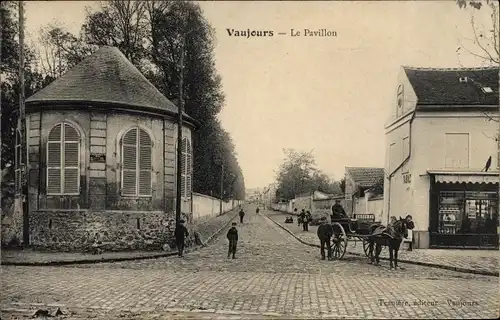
top-left (427, 169), bottom-right (499, 184)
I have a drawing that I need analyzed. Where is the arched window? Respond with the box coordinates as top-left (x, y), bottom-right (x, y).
top-left (181, 137), bottom-right (192, 199)
top-left (121, 127), bottom-right (152, 196)
top-left (47, 123), bottom-right (80, 195)
top-left (15, 129), bottom-right (22, 193)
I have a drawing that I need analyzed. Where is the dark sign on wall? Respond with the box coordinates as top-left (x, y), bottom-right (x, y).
top-left (90, 153), bottom-right (106, 163)
top-left (403, 173), bottom-right (411, 184)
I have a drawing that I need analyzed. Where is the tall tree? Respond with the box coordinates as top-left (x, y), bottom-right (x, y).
top-left (1, 1), bottom-right (50, 219)
top-left (275, 149), bottom-right (341, 201)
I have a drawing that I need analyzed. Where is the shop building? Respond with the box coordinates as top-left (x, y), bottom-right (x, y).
top-left (383, 66), bottom-right (499, 249)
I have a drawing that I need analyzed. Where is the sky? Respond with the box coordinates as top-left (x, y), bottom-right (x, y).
top-left (23, 0), bottom-right (495, 189)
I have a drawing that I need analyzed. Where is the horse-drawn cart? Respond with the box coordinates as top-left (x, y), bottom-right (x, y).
top-left (328, 214), bottom-right (381, 260)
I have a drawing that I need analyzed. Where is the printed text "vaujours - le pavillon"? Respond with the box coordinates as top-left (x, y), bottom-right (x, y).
top-left (226, 29), bottom-right (337, 38)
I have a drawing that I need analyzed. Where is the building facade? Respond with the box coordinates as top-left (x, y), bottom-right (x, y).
top-left (383, 66), bottom-right (499, 249)
top-left (344, 167), bottom-right (385, 220)
top-left (11, 47), bottom-right (196, 251)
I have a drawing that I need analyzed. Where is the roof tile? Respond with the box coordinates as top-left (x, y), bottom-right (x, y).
top-left (346, 167), bottom-right (385, 188)
top-left (403, 66), bottom-right (499, 106)
top-left (26, 46), bottom-right (179, 114)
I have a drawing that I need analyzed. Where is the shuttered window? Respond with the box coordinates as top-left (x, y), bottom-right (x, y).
top-left (15, 129), bottom-right (22, 194)
top-left (121, 127), bottom-right (152, 196)
top-left (181, 137), bottom-right (192, 199)
top-left (46, 123), bottom-right (80, 195)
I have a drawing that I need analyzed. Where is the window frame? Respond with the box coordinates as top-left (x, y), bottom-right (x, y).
top-left (444, 132), bottom-right (470, 169)
top-left (46, 122), bottom-right (81, 196)
top-left (120, 127), bottom-right (153, 197)
top-left (401, 136), bottom-right (410, 174)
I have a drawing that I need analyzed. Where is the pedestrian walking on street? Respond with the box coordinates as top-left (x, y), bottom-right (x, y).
top-left (174, 219), bottom-right (189, 257)
top-left (299, 209), bottom-right (306, 228)
top-left (256, 207), bottom-right (260, 214)
top-left (239, 208), bottom-right (245, 223)
top-left (303, 210), bottom-right (312, 231)
top-left (227, 222), bottom-right (239, 259)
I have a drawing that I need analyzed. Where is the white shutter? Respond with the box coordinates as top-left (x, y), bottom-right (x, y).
top-left (64, 169), bottom-right (79, 194)
top-left (63, 124), bottom-right (80, 194)
top-left (15, 130), bottom-right (22, 193)
top-left (47, 123), bottom-right (81, 195)
top-left (47, 169), bottom-right (61, 194)
top-left (181, 138), bottom-right (187, 198)
top-left (138, 129), bottom-right (152, 196)
top-left (186, 140), bottom-right (192, 198)
top-left (122, 128), bottom-right (138, 196)
top-left (47, 124), bottom-right (62, 194)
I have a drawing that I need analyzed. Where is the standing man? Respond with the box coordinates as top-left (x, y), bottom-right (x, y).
top-left (227, 222), bottom-right (239, 259)
top-left (174, 219), bottom-right (189, 257)
top-left (239, 207), bottom-right (245, 223)
top-left (303, 210), bottom-right (312, 231)
top-left (299, 209), bottom-right (306, 230)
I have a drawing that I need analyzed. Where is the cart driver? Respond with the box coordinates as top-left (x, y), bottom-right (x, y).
top-left (331, 200), bottom-right (348, 221)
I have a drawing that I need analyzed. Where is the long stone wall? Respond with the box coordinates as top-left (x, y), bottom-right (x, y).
top-left (192, 193), bottom-right (243, 222)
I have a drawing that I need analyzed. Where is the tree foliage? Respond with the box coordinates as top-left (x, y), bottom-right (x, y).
top-left (275, 149), bottom-right (342, 201)
top-left (1, 1), bottom-right (52, 170)
top-left (23, 0), bottom-right (245, 199)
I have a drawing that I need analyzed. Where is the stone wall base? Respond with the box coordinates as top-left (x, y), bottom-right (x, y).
top-left (28, 209), bottom-right (191, 252)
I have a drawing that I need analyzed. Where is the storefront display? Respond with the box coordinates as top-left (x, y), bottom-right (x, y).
top-left (438, 191), bottom-right (463, 234)
top-left (431, 183), bottom-right (498, 248)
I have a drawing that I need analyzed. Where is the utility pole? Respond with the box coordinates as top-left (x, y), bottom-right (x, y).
top-left (220, 164), bottom-right (224, 216)
top-left (19, 1), bottom-right (29, 246)
top-left (175, 35), bottom-right (186, 227)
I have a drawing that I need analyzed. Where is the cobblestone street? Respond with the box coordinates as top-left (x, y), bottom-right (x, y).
top-left (1, 205), bottom-right (498, 319)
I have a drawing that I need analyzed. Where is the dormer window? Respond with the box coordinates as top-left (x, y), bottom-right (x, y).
top-left (459, 77), bottom-right (468, 83)
top-left (481, 87), bottom-right (493, 93)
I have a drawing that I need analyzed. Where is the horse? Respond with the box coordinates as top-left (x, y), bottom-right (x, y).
top-left (367, 215), bottom-right (414, 269)
top-left (317, 222), bottom-right (334, 260)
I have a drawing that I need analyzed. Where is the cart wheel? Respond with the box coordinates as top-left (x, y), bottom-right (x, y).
top-left (330, 222), bottom-right (347, 260)
top-left (362, 238), bottom-right (372, 258)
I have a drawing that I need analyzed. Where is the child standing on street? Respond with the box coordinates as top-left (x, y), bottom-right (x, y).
top-left (227, 222), bottom-right (239, 259)
top-left (174, 219), bottom-right (189, 257)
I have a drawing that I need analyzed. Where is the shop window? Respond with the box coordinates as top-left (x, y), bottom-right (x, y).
top-left (121, 127), bottom-right (152, 196)
top-left (47, 123), bottom-right (80, 195)
top-left (438, 191), bottom-right (498, 235)
top-left (445, 133), bottom-right (469, 168)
